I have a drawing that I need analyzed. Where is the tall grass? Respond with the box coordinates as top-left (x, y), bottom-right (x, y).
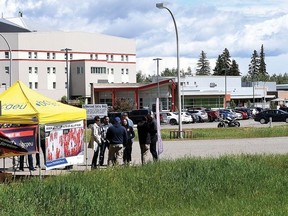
top-left (1, 155), bottom-right (288, 215)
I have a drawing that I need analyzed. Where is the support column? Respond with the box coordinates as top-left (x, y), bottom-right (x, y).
top-left (112, 90), bottom-right (116, 107)
top-left (134, 89), bottom-right (139, 109)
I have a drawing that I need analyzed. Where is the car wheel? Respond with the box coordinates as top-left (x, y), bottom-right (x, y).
top-left (170, 119), bottom-right (177, 125)
top-left (259, 118), bottom-right (266, 124)
top-left (286, 118), bottom-right (288, 123)
top-left (236, 122), bottom-right (240, 127)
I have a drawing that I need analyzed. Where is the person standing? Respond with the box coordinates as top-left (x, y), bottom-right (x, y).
top-left (122, 118), bottom-right (135, 165)
top-left (99, 116), bottom-right (112, 166)
top-left (137, 116), bottom-right (151, 165)
top-left (90, 116), bottom-right (102, 169)
top-left (106, 117), bottom-right (127, 166)
top-left (122, 112), bottom-right (134, 127)
top-left (147, 112), bottom-right (158, 161)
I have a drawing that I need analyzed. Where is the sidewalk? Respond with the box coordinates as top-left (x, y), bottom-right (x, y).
top-left (1, 137), bottom-right (288, 177)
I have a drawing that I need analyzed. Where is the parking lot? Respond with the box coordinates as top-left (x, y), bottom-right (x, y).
top-left (160, 118), bottom-right (286, 129)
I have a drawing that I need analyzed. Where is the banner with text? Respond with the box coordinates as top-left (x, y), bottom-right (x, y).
top-left (0, 125), bottom-right (38, 155)
top-left (45, 120), bottom-right (84, 170)
top-left (82, 104), bottom-right (108, 119)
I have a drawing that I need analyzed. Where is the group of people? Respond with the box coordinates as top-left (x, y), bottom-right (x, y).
top-left (89, 111), bottom-right (158, 168)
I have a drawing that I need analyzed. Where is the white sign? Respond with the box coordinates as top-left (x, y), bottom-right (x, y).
top-left (82, 104), bottom-right (108, 119)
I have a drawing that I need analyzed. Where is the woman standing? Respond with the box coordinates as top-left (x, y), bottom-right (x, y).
top-left (90, 116), bottom-right (102, 169)
top-left (122, 118), bottom-right (135, 165)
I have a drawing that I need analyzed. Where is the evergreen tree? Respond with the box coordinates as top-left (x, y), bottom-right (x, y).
top-left (161, 68), bottom-right (177, 76)
top-left (230, 59), bottom-right (241, 76)
top-left (258, 44), bottom-right (269, 81)
top-left (185, 66), bottom-right (193, 76)
top-left (248, 50), bottom-right (259, 81)
top-left (213, 48), bottom-right (232, 76)
top-left (136, 71), bottom-right (152, 83)
top-left (213, 55), bottom-right (224, 75)
top-left (196, 50), bottom-right (211, 75)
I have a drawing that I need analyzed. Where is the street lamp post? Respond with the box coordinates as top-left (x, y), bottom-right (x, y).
top-left (153, 58), bottom-right (162, 100)
top-left (156, 2), bottom-right (182, 138)
top-left (224, 69), bottom-right (227, 108)
top-left (61, 48), bottom-right (72, 102)
top-left (0, 33), bottom-right (12, 87)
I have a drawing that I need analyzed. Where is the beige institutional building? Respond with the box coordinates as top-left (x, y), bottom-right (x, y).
top-left (0, 17), bottom-right (136, 103)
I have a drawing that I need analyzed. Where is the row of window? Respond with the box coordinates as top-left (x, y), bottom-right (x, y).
top-left (3, 51), bottom-right (129, 61)
top-left (28, 82), bottom-right (66, 89)
top-left (90, 67), bottom-right (129, 75)
top-left (28, 67), bottom-right (68, 74)
top-left (90, 54), bottom-right (129, 62)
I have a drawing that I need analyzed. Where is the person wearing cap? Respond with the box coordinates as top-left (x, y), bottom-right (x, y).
top-left (90, 115), bottom-right (102, 169)
top-left (146, 112), bottom-right (158, 161)
top-left (106, 117), bottom-right (128, 166)
top-left (122, 112), bottom-right (134, 127)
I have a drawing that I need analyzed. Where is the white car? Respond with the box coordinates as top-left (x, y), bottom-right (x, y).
top-left (188, 110), bottom-right (209, 122)
top-left (163, 112), bottom-right (193, 125)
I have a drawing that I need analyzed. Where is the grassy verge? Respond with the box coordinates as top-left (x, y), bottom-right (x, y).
top-left (1, 155), bottom-right (288, 215)
top-left (85, 125), bottom-right (288, 141)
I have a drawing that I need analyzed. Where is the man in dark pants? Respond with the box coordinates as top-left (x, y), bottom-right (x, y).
top-left (146, 112), bottom-right (158, 161)
top-left (19, 154), bottom-right (35, 171)
top-left (99, 116), bottom-right (112, 166)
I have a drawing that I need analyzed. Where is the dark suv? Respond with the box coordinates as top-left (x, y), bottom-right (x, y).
top-left (128, 109), bottom-right (152, 125)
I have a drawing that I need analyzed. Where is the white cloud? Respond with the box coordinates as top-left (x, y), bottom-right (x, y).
top-left (1, 0), bottom-right (288, 75)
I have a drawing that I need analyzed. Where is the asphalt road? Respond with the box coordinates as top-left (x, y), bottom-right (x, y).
top-left (161, 118), bottom-right (286, 129)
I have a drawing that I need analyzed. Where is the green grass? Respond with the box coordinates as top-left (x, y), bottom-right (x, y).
top-left (85, 125), bottom-right (288, 141)
top-left (1, 155), bottom-right (288, 215)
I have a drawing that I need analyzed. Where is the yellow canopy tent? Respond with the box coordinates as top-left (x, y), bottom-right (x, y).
top-left (0, 81), bottom-right (86, 124)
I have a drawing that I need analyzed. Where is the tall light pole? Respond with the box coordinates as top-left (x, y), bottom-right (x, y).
top-left (224, 69), bottom-right (227, 108)
top-left (0, 33), bottom-right (12, 87)
top-left (153, 58), bottom-right (162, 99)
top-left (61, 48), bottom-right (72, 102)
top-left (156, 3), bottom-right (182, 138)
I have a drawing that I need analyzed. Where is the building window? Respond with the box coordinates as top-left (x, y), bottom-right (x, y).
top-left (29, 67), bottom-right (32, 73)
top-left (53, 67), bottom-right (56, 74)
top-left (106, 55), bottom-right (109, 61)
top-left (65, 82), bottom-right (67, 89)
top-left (95, 54), bottom-right (98, 60)
top-left (126, 69), bottom-right (129, 74)
top-left (110, 55), bottom-right (113, 61)
top-left (53, 82), bottom-right (56, 89)
top-left (65, 67), bottom-right (67, 74)
top-left (28, 52), bottom-right (32, 59)
top-left (65, 53), bottom-right (67, 60)
top-left (52, 53), bottom-right (56, 59)
top-left (34, 67), bottom-right (38, 74)
top-left (126, 55), bottom-right (128, 61)
top-left (5, 67), bottom-right (9, 74)
top-left (107, 68), bottom-right (109, 74)
top-left (121, 68), bottom-right (124, 75)
top-left (29, 82), bottom-right (32, 88)
top-left (91, 67), bottom-right (106, 74)
top-left (70, 53), bottom-right (73, 60)
top-left (47, 67), bottom-right (50, 74)
top-left (35, 82), bottom-right (38, 89)
top-left (47, 53), bottom-right (50, 59)
top-left (90, 54), bottom-right (93, 60)
top-left (121, 55), bottom-right (124, 61)
top-left (5, 52), bottom-right (9, 58)
top-left (77, 67), bottom-right (84, 74)
top-left (111, 68), bottom-right (114, 74)
top-left (34, 52), bottom-right (38, 59)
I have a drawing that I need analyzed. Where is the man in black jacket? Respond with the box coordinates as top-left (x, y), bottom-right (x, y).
top-left (146, 112), bottom-right (158, 161)
top-left (106, 117), bottom-right (127, 166)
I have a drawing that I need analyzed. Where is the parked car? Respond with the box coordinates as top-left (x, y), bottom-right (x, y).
top-left (218, 109), bottom-right (236, 119)
top-left (163, 112), bottom-right (193, 125)
top-left (235, 107), bottom-right (253, 118)
top-left (235, 110), bottom-right (249, 120)
top-left (187, 110), bottom-right (208, 122)
top-left (205, 109), bottom-right (220, 122)
top-left (254, 109), bottom-right (288, 124)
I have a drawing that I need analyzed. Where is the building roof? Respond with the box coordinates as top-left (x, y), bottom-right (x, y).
top-left (0, 17), bottom-right (31, 33)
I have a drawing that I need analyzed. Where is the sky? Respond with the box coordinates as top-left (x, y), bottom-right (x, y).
top-left (1, 0), bottom-right (288, 76)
